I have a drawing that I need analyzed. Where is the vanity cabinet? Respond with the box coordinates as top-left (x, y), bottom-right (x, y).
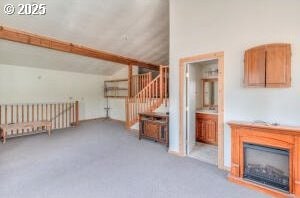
top-left (244, 43), bottom-right (291, 88)
top-left (196, 113), bottom-right (218, 145)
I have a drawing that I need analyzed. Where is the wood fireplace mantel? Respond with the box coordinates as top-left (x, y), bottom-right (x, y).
top-left (228, 121), bottom-right (300, 198)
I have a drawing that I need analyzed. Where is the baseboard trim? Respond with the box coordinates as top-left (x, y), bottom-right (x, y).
top-left (109, 118), bottom-right (126, 123)
top-left (80, 118), bottom-right (126, 124)
top-left (79, 117), bottom-right (105, 123)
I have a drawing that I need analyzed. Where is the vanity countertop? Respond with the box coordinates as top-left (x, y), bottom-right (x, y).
top-left (196, 110), bottom-right (218, 115)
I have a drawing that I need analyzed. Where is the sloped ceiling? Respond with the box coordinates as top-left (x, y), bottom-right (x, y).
top-left (0, 40), bottom-right (125, 75)
top-left (0, 0), bottom-right (169, 75)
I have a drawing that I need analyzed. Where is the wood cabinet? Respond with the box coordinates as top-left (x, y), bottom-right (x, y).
top-left (196, 113), bottom-right (218, 145)
top-left (139, 112), bottom-right (169, 146)
top-left (244, 46), bottom-right (266, 87)
top-left (244, 43), bottom-right (291, 88)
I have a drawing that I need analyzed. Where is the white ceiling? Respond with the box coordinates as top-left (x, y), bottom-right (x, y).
top-left (0, 40), bottom-right (125, 75)
top-left (0, 0), bottom-right (169, 75)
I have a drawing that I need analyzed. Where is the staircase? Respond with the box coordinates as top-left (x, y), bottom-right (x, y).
top-left (126, 66), bottom-right (169, 128)
top-left (130, 72), bottom-right (152, 97)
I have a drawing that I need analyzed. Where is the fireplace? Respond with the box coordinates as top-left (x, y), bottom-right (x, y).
top-left (228, 121), bottom-right (300, 197)
top-left (243, 143), bottom-right (289, 192)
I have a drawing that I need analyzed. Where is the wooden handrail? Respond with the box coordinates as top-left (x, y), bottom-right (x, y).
top-left (134, 75), bottom-right (160, 98)
top-left (0, 101), bottom-right (79, 137)
top-left (104, 72), bottom-right (153, 98)
top-left (50, 101), bottom-right (79, 127)
top-left (162, 66), bottom-right (169, 104)
top-left (125, 66), bottom-right (169, 128)
top-left (130, 72), bottom-right (152, 97)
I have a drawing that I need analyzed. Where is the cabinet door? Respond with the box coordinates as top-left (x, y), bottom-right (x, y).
top-left (203, 120), bottom-right (210, 142)
top-left (196, 118), bottom-right (205, 142)
top-left (205, 120), bottom-right (217, 145)
top-left (200, 121), bottom-right (206, 141)
top-left (159, 125), bottom-right (167, 143)
top-left (266, 44), bottom-right (291, 87)
top-left (196, 118), bottom-right (201, 142)
top-left (195, 119), bottom-right (199, 141)
top-left (144, 121), bottom-right (159, 139)
top-left (244, 46), bottom-right (266, 87)
top-left (196, 115), bottom-right (218, 145)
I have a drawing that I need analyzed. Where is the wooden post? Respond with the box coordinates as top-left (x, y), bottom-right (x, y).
top-left (149, 72), bottom-right (152, 82)
top-left (5, 105), bottom-right (7, 124)
top-left (11, 105), bottom-right (14, 124)
top-left (21, 105), bottom-right (24, 134)
top-left (128, 64), bottom-right (133, 97)
top-left (165, 67), bottom-right (168, 105)
top-left (160, 66), bottom-right (163, 100)
top-left (16, 105), bottom-right (19, 123)
top-left (75, 101), bottom-right (79, 126)
top-left (125, 98), bottom-right (128, 128)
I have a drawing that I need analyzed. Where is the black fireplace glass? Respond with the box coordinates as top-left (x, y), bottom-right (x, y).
top-left (243, 143), bottom-right (289, 192)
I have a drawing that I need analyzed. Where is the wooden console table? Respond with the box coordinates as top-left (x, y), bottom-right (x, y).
top-left (139, 112), bottom-right (169, 147)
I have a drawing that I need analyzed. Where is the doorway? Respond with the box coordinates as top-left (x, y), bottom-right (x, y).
top-left (179, 52), bottom-right (224, 169)
top-left (186, 60), bottom-right (219, 165)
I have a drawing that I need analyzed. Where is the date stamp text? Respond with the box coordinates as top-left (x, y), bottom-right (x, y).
top-left (4, 4), bottom-right (47, 15)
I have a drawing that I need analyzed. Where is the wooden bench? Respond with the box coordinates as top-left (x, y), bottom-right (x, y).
top-left (0, 121), bottom-right (52, 144)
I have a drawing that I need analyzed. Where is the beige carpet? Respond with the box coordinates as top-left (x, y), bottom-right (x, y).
top-left (0, 119), bottom-right (269, 198)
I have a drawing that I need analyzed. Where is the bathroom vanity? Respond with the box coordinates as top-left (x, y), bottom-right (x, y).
top-left (196, 111), bottom-right (218, 145)
top-left (195, 76), bottom-right (218, 145)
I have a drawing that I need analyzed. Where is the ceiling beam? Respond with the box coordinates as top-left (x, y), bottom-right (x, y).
top-left (0, 26), bottom-right (160, 70)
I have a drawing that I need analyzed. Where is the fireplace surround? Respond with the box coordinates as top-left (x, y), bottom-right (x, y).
top-left (228, 121), bottom-right (300, 198)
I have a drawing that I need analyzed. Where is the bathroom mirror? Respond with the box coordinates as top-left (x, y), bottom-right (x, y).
top-left (203, 79), bottom-right (218, 107)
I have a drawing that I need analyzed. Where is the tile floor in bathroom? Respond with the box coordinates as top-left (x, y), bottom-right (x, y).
top-left (189, 142), bottom-right (218, 165)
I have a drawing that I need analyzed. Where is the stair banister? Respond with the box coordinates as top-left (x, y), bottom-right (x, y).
top-left (126, 66), bottom-right (169, 128)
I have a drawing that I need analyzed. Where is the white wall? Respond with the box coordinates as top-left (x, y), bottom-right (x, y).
top-left (0, 64), bottom-right (140, 123)
top-left (169, 0), bottom-right (300, 167)
top-left (0, 64), bottom-right (107, 120)
top-left (106, 67), bottom-right (138, 121)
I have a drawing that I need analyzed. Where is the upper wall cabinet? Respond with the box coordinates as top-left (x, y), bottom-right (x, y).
top-left (244, 43), bottom-right (291, 88)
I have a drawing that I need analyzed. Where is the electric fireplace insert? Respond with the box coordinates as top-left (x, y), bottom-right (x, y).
top-left (243, 143), bottom-right (289, 192)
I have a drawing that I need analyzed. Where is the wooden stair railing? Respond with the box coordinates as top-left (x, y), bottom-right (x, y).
top-left (50, 101), bottom-right (79, 127)
top-left (126, 66), bottom-right (169, 128)
top-left (0, 101), bottom-right (79, 138)
top-left (130, 72), bottom-right (152, 97)
top-left (160, 66), bottom-right (169, 105)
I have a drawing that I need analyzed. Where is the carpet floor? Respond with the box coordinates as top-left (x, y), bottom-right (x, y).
top-left (0, 119), bottom-right (269, 198)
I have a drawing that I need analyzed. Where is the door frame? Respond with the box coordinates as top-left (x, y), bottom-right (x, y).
top-left (179, 51), bottom-right (224, 169)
